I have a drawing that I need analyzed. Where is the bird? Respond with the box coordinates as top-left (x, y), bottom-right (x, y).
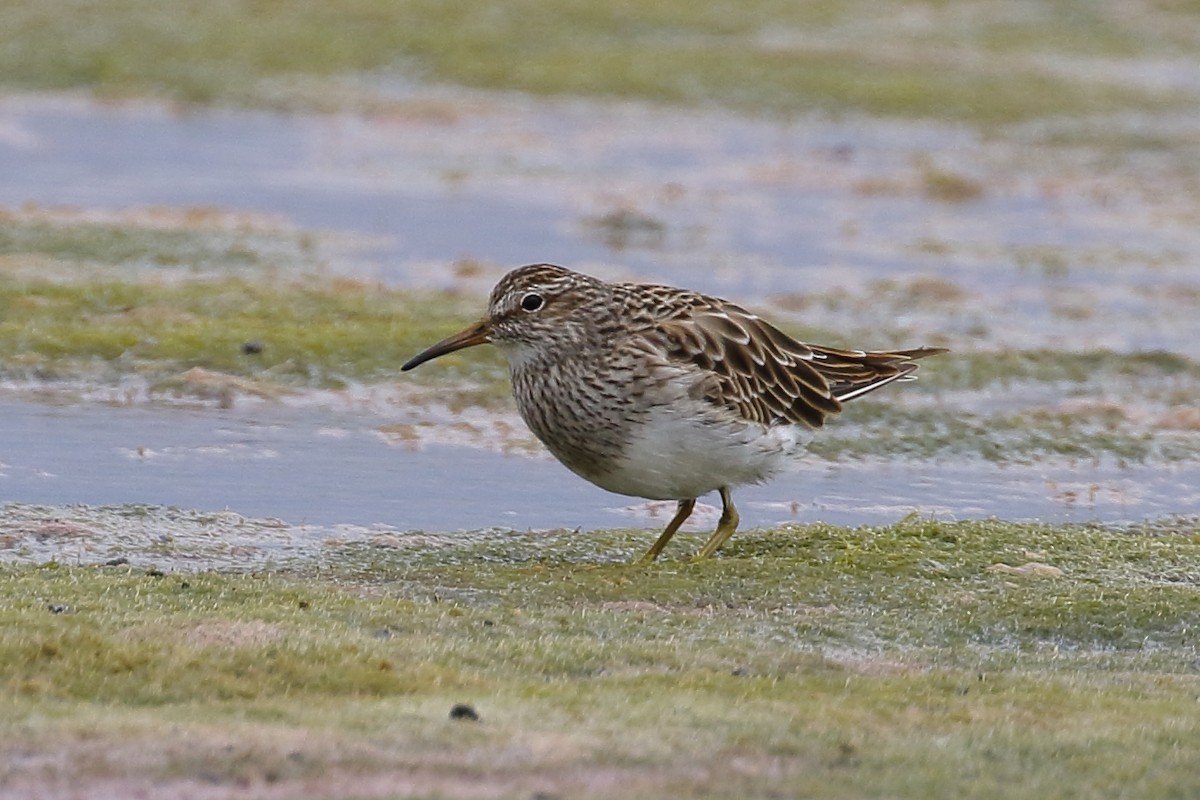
top-left (401, 264), bottom-right (946, 562)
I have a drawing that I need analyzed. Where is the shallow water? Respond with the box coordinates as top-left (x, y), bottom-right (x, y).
top-left (2, 92), bottom-right (1199, 541)
top-left (3, 399), bottom-right (1196, 542)
top-left (4, 95), bottom-right (1197, 295)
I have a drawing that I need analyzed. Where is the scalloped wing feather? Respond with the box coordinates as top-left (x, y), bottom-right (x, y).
top-left (652, 309), bottom-right (945, 429)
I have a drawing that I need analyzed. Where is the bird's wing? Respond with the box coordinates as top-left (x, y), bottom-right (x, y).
top-left (647, 307), bottom-right (946, 428)
top-left (807, 343), bottom-right (948, 402)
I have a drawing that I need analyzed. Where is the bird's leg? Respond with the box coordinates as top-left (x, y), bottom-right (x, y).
top-left (638, 498), bottom-right (696, 563)
top-left (694, 487), bottom-right (739, 559)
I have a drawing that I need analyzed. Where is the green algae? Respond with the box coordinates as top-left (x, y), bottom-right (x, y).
top-left (0, 271), bottom-right (499, 389)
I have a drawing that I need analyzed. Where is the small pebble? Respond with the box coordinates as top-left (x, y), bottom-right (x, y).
top-left (449, 703), bottom-right (480, 722)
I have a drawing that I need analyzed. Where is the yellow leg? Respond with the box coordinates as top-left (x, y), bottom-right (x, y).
top-left (694, 487), bottom-right (739, 559)
top-left (638, 498), bottom-right (696, 563)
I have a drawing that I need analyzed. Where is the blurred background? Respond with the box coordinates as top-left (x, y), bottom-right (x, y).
top-left (1, 1), bottom-right (1199, 538)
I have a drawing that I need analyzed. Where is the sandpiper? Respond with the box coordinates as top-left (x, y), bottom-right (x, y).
top-left (402, 264), bottom-right (946, 561)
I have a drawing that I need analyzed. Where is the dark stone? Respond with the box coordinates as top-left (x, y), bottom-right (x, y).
top-left (449, 703), bottom-right (481, 722)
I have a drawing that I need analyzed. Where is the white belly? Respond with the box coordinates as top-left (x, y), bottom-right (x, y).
top-left (588, 403), bottom-right (813, 500)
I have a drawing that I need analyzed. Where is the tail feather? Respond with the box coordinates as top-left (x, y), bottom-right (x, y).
top-left (811, 345), bottom-right (948, 404)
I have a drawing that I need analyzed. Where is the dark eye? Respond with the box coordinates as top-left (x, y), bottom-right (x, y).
top-left (520, 293), bottom-right (545, 312)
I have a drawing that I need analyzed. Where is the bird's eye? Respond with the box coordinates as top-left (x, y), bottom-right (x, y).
top-left (520, 293), bottom-right (545, 312)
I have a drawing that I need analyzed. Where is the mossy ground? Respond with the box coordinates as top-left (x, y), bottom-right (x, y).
top-left (1, 0), bottom-right (1198, 124)
top-left (3, 516), bottom-right (1199, 798)
top-left (0, 213), bottom-right (508, 399)
top-left (0, 269), bottom-right (489, 389)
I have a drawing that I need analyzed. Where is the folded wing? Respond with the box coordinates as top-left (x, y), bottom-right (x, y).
top-left (653, 307), bottom-right (946, 429)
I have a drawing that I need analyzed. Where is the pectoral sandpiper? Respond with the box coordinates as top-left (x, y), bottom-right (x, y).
top-left (402, 264), bottom-right (946, 561)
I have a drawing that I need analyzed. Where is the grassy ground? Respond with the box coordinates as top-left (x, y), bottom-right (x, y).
top-left (0, 261), bottom-right (487, 389)
top-left (1, 0), bottom-right (1198, 124)
top-left (3, 515), bottom-right (1199, 798)
top-left (0, 211), bottom-right (503, 392)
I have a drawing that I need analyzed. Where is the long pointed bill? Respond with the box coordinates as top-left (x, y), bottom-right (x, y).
top-left (400, 318), bottom-right (491, 371)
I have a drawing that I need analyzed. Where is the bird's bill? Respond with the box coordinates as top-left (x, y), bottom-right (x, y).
top-left (400, 318), bottom-right (491, 371)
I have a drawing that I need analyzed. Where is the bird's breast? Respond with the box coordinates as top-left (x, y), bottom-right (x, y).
top-left (509, 359), bottom-right (637, 482)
